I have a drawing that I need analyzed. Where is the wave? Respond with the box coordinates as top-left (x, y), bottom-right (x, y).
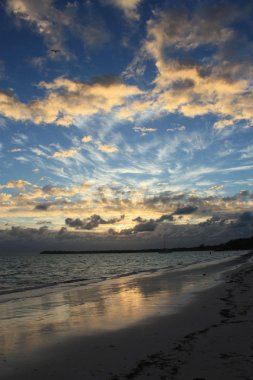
top-left (0, 250), bottom-right (247, 302)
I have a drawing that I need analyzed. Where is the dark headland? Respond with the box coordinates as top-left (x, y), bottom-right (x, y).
top-left (40, 235), bottom-right (253, 254)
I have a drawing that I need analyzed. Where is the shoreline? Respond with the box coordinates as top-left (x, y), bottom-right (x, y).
top-left (1, 252), bottom-right (253, 379)
top-left (1, 250), bottom-right (248, 303)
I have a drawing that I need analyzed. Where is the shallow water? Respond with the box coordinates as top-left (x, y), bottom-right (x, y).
top-left (0, 250), bottom-right (249, 360)
top-left (1, 249), bottom-right (251, 380)
top-left (0, 250), bottom-right (242, 300)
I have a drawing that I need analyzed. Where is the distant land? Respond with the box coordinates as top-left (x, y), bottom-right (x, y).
top-left (40, 235), bottom-right (253, 254)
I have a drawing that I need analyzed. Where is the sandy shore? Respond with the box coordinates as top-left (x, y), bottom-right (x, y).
top-left (2, 253), bottom-right (253, 380)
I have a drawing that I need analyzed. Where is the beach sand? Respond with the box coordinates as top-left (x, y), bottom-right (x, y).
top-left (2, 253), bottom-right (253, 380)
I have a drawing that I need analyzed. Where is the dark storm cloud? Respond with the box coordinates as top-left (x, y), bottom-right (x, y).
top-left (111, 213), bottom-right (174, 235)
top-left (109, 220), bottom-right (158, 236)
top-left (222, 190), bottom-right (253, 202)
top-left (199, 215), bottom-right (226, 227)
top-left (134, 220), bottom-right (157, 232)
top-left (35, 203), bottom-right (51, 211)
top-left (132, 216), bottom-right (147, 223)
top-left (173, 205), bottom-right (198, 215)
top-left (1, 208), bottom-right (253, 255)
top-left (7, 226), bottom-right (49, 238)
top-left (199, 211), bottom-right (253, 228)
top-left (65, 214), bottom-right (124, 230)
top-left (230, 211), bottom-right (253, 229)
top-left (157, 214), bottom-right (174, 222)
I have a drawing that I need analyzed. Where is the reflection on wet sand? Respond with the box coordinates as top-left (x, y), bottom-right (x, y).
top-left (0, 269), bottom-right (215, 360)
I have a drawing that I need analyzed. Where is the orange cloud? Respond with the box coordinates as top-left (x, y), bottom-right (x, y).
top-left (0, 78), bottom-right (143, 126)
top-left (98, 144), bottom-right (118, 153)
top-left (82, 135), bottom-right (93, 143)
top-left (0, 180), bottom-right (32, 189)
top-left (53, 149), bottom-right (76, 158)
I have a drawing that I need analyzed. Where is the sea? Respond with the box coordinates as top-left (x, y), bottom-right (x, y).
top-left (0, 249), bottom-right (252, 373)
top-left (0, 250), bottom-right (247, 302)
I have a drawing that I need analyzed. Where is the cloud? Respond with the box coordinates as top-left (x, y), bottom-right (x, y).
top-left (209, 185), bottom-right (224, 191)
top-left (30, 56), bottom-right (47, 68)
top-left (133, 126), bottom-right (157, 136)
top-left (144, 191), bottom-right (186, 209)
top-left (82, 21), bottom-right (110, 48)
top-left (111, 213), bottom-right (174, 235)
top-left (0, 193), bottom-right (12, 202)
top-left (35, 203), bottom-right (51, 211)
top-left (98, 144), bottom-right (118, 153)
top-left (65, 214), bottom-right (124, 230)
top-left (53, 148), bottom-right (76, 158)
top-left (6, 0), bottom-right (110, 59)
top-left (213, 119), bottom-right (234, 129)
top-left (2, 0), bottom-right (253, 134)
top-left (1, 208), bottom-right (253, 254)
top-left (167, 126), bottom-right (186, 132)
top-left (132, 220), bottom-right (157, 233)
top-left (30, 147), bottom-right (49, 157)
top-left (231, 211), bottom-right (253, 229)
top-left (11, 133), bottom-right (29, 145)
top-left (123, 1), bottom-right (253, 125)
top-left (0, 180), bottom-right (31, 189)
top-left (6, 0), bottom-right (75, 59)
top-left (10, 148), bottom-right (23, 153)
top-left (0, 77), bottom-right (142, 126)
top-left (109, 219), bottom-right (158, 235)
top-left (0, 89), bottom-right (32, 121)
top-left (82, 135), bottom-right (93, 143)
top-left (173, 205), bottom-right (198, 215)
top-left (199, 212), bottom-right (253, 232)
top-left (41, 182), bottom-right (90, 197)
top-left (8, 225), bottom-right (50, 238)
top-left (157, 214), bottom-right (174, 222)
top-left (132, 216), bottom-right (147, 223)
top-left (104, 0), bottom-right (141, 20)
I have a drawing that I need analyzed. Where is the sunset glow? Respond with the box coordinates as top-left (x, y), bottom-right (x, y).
top-left (0, 0), bottom-right (252, 253)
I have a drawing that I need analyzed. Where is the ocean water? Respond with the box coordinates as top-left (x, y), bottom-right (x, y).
top-left (0, 249), bottom-right (251, 369)
top-left (0, 250), bottom-right (244, 301)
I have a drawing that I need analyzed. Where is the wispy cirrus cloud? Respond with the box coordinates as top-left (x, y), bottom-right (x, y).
top-left (133, 126), bottom-right (157, 136)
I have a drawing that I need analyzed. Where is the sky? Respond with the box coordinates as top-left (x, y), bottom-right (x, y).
top-left (0, 0), bottom-right (253, 254)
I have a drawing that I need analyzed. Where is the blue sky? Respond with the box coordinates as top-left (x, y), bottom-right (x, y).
top-left (0, 0), bottom-right (253, 253)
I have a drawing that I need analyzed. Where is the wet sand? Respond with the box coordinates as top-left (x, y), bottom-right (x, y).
top-left (1, 252), bottom-right (253, 379)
